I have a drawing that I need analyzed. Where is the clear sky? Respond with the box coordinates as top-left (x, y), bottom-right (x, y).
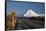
top-left (7, 1), bottom-right (45, 16)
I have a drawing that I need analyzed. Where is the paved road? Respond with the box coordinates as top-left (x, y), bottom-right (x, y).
top-left (14, 17), bottom-right (45, 30)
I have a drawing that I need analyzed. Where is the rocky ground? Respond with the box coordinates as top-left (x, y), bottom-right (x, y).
top-left (14, 16), bottom-right (45, 30)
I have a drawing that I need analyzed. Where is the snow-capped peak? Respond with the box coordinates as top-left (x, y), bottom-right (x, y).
top-left (24, 10), bottom-right (39, 17)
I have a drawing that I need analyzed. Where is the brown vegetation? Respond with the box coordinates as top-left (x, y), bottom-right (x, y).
top-left (6, 12), bottom-right (16, 31)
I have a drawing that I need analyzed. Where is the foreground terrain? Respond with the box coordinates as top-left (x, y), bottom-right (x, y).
top-left (14, 16), bottom-right (45, 30)
top-left (6, 16), bottom-right (45, 30)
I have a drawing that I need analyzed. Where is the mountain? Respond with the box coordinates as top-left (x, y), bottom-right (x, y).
top-left (24, 10), bottom-right (40, 17)
top-left (39, 14), bottom-right (44, 16)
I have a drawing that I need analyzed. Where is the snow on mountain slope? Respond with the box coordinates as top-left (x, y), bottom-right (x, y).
top-left (24, 10), bottom-right (40, 17)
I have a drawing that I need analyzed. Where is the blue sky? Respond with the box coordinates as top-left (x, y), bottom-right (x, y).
top-left (7, 1), bottom-right (45, 16)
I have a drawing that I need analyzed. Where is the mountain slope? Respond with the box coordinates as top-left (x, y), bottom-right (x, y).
top-left (24, 10), bottom-right (40, 17)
